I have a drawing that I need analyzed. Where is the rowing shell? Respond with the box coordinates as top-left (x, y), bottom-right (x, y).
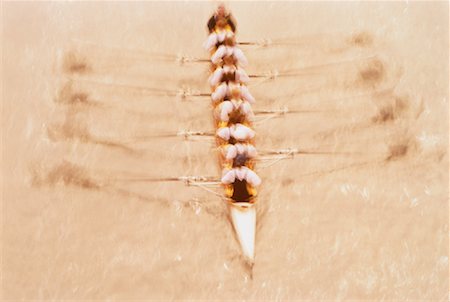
top-left (206, 9), bottom-right (258, 264)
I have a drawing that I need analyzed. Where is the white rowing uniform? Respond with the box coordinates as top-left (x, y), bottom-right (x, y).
top-left (211, 45), bottom-right (248, 66)
top-left (221, 143), bottom-right (258, 161)
top-left (221, 166), bottom-right (262, 187)
top-left (209, 64), bottom-right (249, 87)
top-left (216, 123), bottom-right (255, 141)
top-left (211, 82), bottom-right (255, 104)
top-left (203, 29), bottom-right (234, 51)
top-left (215, 98), bottom-right (254, 123)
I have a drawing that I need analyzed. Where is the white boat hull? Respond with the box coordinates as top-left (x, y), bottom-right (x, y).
top-left (229, 202), bottom-right (256, 263)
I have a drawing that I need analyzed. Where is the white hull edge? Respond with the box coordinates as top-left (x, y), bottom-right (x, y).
top-left (229, 202), bottom-right (256, 263)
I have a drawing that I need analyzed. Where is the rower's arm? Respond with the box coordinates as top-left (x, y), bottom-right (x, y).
top-left (211, 83), bottom-right (227, 102)
top-left (203, 33), bottom-right (218, 51)
top-left (242, 102), bottom-right (255, 121)
top-left (225, 145), bottom-right (238, 160)
top-left (216, 126), bottom-right (231, 141)
top-left (207, 15), bottom-right (216, 33)
top-left (233, 47), bottom-right (248, 67)
top-left (240, 86), bottom-right (255, 104)
top-left (245, 169), bottom-right (262, 187)
top-left (237, 68), bottom-right (250, 84)
top-left (209, 67), bottom-right (223, 87)
top-left (233, 124), bottom-right (255, 141)
top-left (221, 169), bottom-right (235, 184)
top-left (227, 15), bottom-right (237, 32)
top-left (247, 127), bottom-right (256, 139)
top-left (219, 101), bottom-right (233, 122)
top-left (211, 45), bottom-right (226, 65)
top-left (247, 144), bottom-right (258, 158)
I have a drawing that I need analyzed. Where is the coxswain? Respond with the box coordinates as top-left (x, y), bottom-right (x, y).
top-left (207, 4), bottom-right (236, 33)
top-left (222, 154), bottom-right (261, 201)
top-left (203, 18), bottom-right (234, 52)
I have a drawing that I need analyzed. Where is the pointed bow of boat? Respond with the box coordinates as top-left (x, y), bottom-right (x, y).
top-left (229, 202), bottom-right (256, 263)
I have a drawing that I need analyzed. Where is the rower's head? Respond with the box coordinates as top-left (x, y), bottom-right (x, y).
top-left (224, 34), bottom-right (236, 46)
top-left (217, 4), bottom-right (226, 17)
top-left (229, 82), bottom-right (241, 98)
top-left (233, 153), bottom-right (247, 167)
top-left (231, 88), bottom-right (241, 99)
top-left (223, 55), bottom-right (235, 66)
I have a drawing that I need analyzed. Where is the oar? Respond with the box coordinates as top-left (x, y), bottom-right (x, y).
top-left (111, 175), bottom-right (220, 185)
top-left (70, 39), bottom-right (211, 65)
top-left (123, 130), bottom-right (215, 143)
top-left (68, 77), bottom-right (214, 101)
top-left (248, 54), bottom-right (377, 80)
top-left (259, 148), bottom-right (361, 156)
top-left (254, 107), bottom-right (331, 115)
top-left (253, 107), bottom-right (332, 125)
top-left (238, 34), bottom-right (329, 47)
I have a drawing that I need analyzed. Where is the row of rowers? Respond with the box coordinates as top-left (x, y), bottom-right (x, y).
top-left (204, 8), bottom-right (262, 200)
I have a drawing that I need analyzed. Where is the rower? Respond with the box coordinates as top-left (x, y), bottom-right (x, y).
top-left (211, 34), bottom-right (248, 66)
top-left (215, 85), bottom-right (254, 126)
top-left (216, 123), bottom-right (255, 142)
top-left (211, 80), bottom-right (255, 104)
top-left (207, 4), bottom-right (236, 33)
top-left (220, 139), bottom-right (257, 168)
top-left (209, 55), bottom-right (249, 87)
